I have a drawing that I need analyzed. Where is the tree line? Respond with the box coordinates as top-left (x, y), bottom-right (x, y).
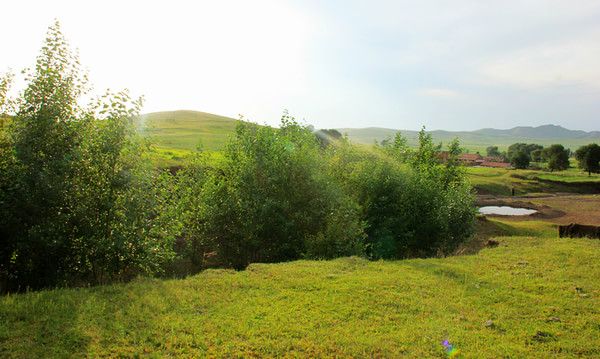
top-left (486, 143), bottom-right (600, 174)
top-left (0, 23), bottom-right (476, 292)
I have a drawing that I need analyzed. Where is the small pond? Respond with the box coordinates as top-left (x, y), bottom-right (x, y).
top-left (478, 206), bottom-right (537, 216)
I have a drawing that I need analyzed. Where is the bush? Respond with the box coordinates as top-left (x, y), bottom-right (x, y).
top-left (180, 115), bottom-right (365, 269)
top-left (329, 140), bottom-right (475, 259)
top-left (511, 151), bottom-right (530, 169)
top-left (0, 22), bottom-right (177, 291)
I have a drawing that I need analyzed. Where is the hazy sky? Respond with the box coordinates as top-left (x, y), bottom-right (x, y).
top-left (3, 0), bottom-right (600, 130)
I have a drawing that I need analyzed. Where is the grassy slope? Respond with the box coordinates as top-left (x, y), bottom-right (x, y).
top-left (1, 226), bottom-right (599, 358)
top-left (140, 110), bottom-right (599, 156)
top-left (141, 110), bottom-right (238, 152)
top-left (140, 110), bottom-right (239, 167)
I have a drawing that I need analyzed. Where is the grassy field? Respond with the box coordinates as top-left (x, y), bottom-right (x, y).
top-left (141, 110), bottom-right (238, 152)
top-left (1, 223), bottom-right (599, 357)
top-left (466, 166), bottom-right (600, 196)
top-left (3, 110), bottom-right (599, 357)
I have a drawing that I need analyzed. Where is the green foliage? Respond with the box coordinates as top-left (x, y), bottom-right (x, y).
top-left (542, 144), bottom-right (570, 171)
top-left (0, 72), bottom-right (13, 118)
top-left (411, 127), bottom-right (440, 170)
top-left (1, 22), bottom-right (478, 292)
top-left (314, 128), bottom-right (343, 147)
top-left (179, 115), bottom-right (365, 269)
top-left (331, 138), bottom-right (475, 259)
top-left (486, 145), bottom-right (500, 157)
top-left (575, 143), bottom-right (600, 176)
top-left (507, 143), bottom-right (542, 164)
top-left (381, 131), bottom-right (410, 162)
top-left (511, 150), bottom-right (530, 169)
top-left (0, 22), bottom-right (176, 291)
top-left (531, 148), bottom-right (544, 162)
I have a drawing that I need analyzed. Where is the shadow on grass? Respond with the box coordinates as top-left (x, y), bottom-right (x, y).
top-left (0, 288), bottom-right (91, 357)
top-left (0, 277), bottom-right (191, 357)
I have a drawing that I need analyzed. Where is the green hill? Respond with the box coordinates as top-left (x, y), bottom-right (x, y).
top-left (1, 224), bottom-right (599, 357)
top-left (141, 110), bottom-right (238, 151)
top-left (339, 125), bottom-right (600, 152)
top-left (139, 110), bottom-right (600, 155)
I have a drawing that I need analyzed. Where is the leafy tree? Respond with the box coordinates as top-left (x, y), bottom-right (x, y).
top-left (575, 143), bottom-right (600, 176)
top-left (542, 144), bottom-right (569, 171)
top-left (531, 148), bottom-right (544, 163)
top-left (0, 72), bottom-right (13, 127)
top-left (331, 142), bottom-right (474, 259)
top-left (0, 21), bottom-right (176, 291)
top-left (381, 131), bottom-right (410, 162)
top-left (486, 146), bottom-right (501, 158)
top-left (185, 114), bottom-right (365, 269)
top-left (510, 150), bottom-right (530, 169)
top-left (444, 138), bottom-right (464, 186)
top-left (412, 127), bottom-right (440, 170)
top-left (507, 143), bottom-right (543, 165)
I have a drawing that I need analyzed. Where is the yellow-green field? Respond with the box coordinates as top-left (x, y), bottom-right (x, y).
top-left (466, 167), bottom-right (600, 196)
top-left (141, 110), bottom-right (238, 152)
top-left (1, 222), bottom-right (598, 357)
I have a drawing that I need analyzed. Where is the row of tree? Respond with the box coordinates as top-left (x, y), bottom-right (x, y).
top-left (0, 23), bottom-right (476, 292)
top-left (486, 143), bottom-right (600, 174)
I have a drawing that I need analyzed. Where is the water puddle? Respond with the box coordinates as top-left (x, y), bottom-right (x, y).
top-left (478, 206), bottom-right (537, 216)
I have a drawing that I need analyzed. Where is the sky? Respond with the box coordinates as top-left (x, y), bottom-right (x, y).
top-left (2, 0), bottom-right (600, 131)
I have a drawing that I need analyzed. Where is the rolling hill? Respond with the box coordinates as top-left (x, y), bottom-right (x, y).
top-left (338, 124), bottom-right (600, 152)
top-left (140, 110), bottom-right (238, 151)
top-left (139, 110), bottom-right (600, 154)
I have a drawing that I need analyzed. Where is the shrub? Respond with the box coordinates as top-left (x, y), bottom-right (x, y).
top-left (181, 115), bottom-right (365, 269)
top-left (329, 140), bottom-right (475, 259)
top-left (0, 22), bottom-right (177, 291)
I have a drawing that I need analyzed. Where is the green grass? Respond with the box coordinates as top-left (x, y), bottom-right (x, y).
top-left (466, 166), bottom-right (600, 195)
top-left (1, 234), bottom-right (599, 357)
top-left (141, 110), bottom-right (238, 152)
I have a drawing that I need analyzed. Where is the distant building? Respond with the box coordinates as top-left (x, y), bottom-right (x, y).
top-left (437, 151), bottom-right (510, 168)
top-left (458, 153), bottom-right (483, 165)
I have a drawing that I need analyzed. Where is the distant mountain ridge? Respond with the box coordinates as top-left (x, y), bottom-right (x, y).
top-left (338, 124), bottom-right (600, 150)
top-left (472, 125), bottom-right (600, 139)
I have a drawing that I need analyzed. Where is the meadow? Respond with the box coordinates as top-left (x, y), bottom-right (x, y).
top-left (466, 166), bottom-right (600, 196)
top-left (4, 110), bottom-right (600, 357)
top-left (1, 218), bottom-right (599, 357)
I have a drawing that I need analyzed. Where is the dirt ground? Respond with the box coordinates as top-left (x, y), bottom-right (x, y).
top-left (476, 194), bottom-right (600, 226)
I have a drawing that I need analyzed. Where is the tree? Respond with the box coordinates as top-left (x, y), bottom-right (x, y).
top-left (575, 144), bottom-right (600, 176)
top-left (0, 72), bottom-right (13, 121)
top-left (510, 150), bottom-right (530, 169)
top-left (331, 139), bottom-right (475, 259)
top-left (486, 146), bottom-right (501, 158)
top-left (542, 144), bottom-right (570, 171)
top-left (186, 114), bottom-right (365, 269)
top-left (0, 21), bottom-right (176, 291)
top-left (507, 143), bottom-right (542, 163)
top-left (381, 131), bottom-right (410, 162)
top-left (412, 127), bottom-right (440, 170)
top-left (444, 138), bottom-right (464, 186)
top-left (531, 148), bottom-right (544, 163)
